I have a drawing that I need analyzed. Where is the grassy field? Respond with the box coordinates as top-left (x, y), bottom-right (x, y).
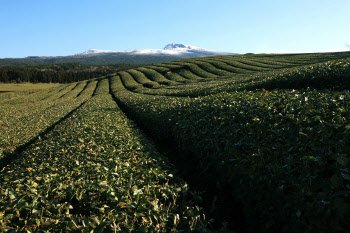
top-left (0, 83), bottom-right (61, 102)
top-left (0, 83), bottom-right (61, 93)
top-left (1, 52), bottom-right (350, 232)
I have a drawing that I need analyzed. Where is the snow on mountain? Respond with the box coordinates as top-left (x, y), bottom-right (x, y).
top-left (76, 43), bottom-right (234, 57)
top-left (124, 49), bottom-right (187, 55)
top-left (80, 49), bottom-right (117, 54)
top-left (163, 43), bottom-right (207, 51)
top-left (163, 43), bottom-right (192, 50)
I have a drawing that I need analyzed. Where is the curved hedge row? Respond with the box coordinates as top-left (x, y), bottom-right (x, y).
top-left (127, 69), bottom-right (161, 89)
top-left (136, 67), bottom-right (177, 86)
top-left (0, 84), bottom-right (208, 231)
top-left (219, 58), bottom-right (271, 72)
top-left (163, 71), bottom-right (190, 83)
top-left (59, 81), bottom-right (87, 99)
top-left (174, 69), bottom-right (204, 81)
top-left (203, 59), bottom-right (249, 73)
top-left (244, 57), bottom-right (299, 67)
top-left (245, 60), bottom-right (350, 91)
top-left (118, 71), bottom-right (142, 91)
top-left (109, 60), bottom-right (350, 232)
top-left (188, 60), bottom-right (234, 76)
top-left (156, 63), bottom-right (183, 70)
top-left (0, 80), bottom-right (97, 161)
top-left (235, 58), bottom-right (290, 69)
top-left (171, 62), bottom-right (218, 79)
top-left (143, 65), bottom-right (170, 74)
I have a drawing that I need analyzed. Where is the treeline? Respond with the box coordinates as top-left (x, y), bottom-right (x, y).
top-left (0, 63), bottom-right (140, 83)
top-left (0, 54), bottom-right (182, 66)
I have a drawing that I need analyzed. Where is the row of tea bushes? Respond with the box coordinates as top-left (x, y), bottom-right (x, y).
top-left (110, 71), bottom-right (350, 232)
top-left (0, 80), bottom-right (208, 232)
top-left (111, 58), bottom-right (350, 99)
top-left (0, 80), bottom-right (97, 161)
top-left (245, 60), bottom-right (350, 91)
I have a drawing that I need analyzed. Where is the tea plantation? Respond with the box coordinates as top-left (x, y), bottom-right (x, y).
top-left (1, 52), bottom-right (349, 232)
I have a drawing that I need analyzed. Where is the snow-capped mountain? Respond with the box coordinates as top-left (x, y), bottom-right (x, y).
top-left (14, 44), bottom-right (236, 66)
top-left (163, 43), bottom-right (190, 50)
top-left (76, 43), bottom-right (234, 57)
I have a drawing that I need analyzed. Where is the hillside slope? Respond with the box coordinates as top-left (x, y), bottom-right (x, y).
top-left (1, 51), bottom-right (350, 232)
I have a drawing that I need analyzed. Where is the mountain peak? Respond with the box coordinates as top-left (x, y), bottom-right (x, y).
top-left (163, 43), bottom-right (192, 50)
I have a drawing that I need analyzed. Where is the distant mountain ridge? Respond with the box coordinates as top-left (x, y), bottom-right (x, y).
top-left (75, 43), bottom-right (235, 57)
top-left (163, 43), bottom-right (189, 50)
top-left (0, 43), bottom-right (237, 66)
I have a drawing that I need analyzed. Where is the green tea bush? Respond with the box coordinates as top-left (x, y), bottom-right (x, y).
top-left (204, 59), bottom-right (248, 73)
top-left (136, 67), bottom-right (174, 84)
top-left (127, 69), bottom-right (161, 88)
top-left (118, 71), bottom-right (142, 91)
top-left (189, 60), bottom-right (234, 76)
top-left (0, 81), bottom-right (96, 161)
top-left (110, 60), bottom-right (350, 232)
top-left (144, 65), bottom-right (170, 74)
top-left (248, 60), bottom-right (350, 91)
top-left (174, 69), bottom-right (204, 81)
top-left (171, 62), bottom-right (218, 79)
top-left (0, 82), bottom-right (208, 232)
top-left (219, 58), bottom-right (270, 72)
top-left (2, 52), bottom-right (350, 232)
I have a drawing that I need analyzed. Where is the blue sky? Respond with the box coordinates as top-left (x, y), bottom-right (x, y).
top-left (1, 0), bottom-right (350, 58)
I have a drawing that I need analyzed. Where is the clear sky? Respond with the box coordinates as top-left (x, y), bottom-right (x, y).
top-left (1, 0), bottom-right (350, 58)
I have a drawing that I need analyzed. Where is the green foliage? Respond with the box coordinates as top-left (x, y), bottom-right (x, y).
top-left (0, 63), bottom-right (140, 84)
top-left (188, 60), bottom-right (234, 76)
top-left (127, 69), bottom-right (161, 88)
top-left (202, 59), bottom-right (248, 73)
top-left (118, 71), bottom-right (143, 91)
top-left (172, 62), bottom-right (218, 79)
top-left (1, 51), bottom-right (350, 232)
top-left (245, 60), bottom-right (350, 90)
top-left (136, 67), bottom-right (177, 85)
top-left (0, 80), bottom-right (96, 161)
top-left (108, 53), bottom-right (350, 232)
top-left (0, 54), bottom-right (181, 66)
top-left (0, 79), bottom-right (207, 232)
top-left (111, 86), bottom-right (350, 232)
